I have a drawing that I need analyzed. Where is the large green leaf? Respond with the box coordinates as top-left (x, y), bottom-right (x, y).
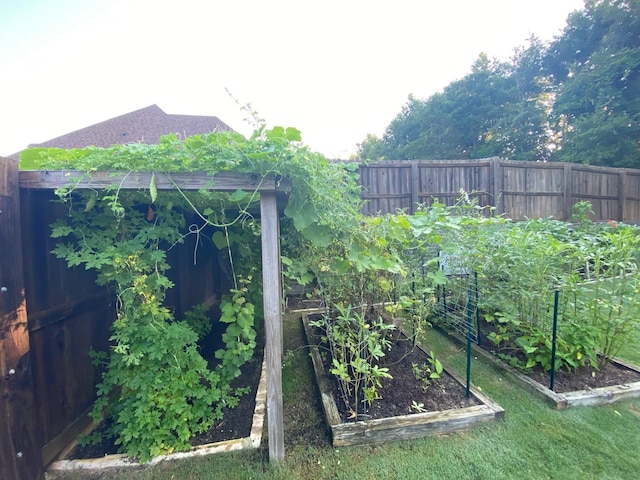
top-left (285, 201), bottom-right (319, 231)
top-left (300, 223), bottom-right (332, 247)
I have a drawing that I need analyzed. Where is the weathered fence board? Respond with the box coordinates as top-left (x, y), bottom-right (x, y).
top-left (359, 159), bottom-right (640, 222)
top-left (0, 158), bottom-right (45, 480)
top-left (18, 190), bottom-right (114, 467)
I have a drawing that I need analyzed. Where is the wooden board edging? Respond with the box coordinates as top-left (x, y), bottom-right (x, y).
top-left (47, 357), bottom-right (267, 472)
top-left (302, 315), bottom-right (342, 429)
top-left (331, 405), bottom-right (497, 447)
top-left (302, 314), bottom-right (504, 447)
top-left (41, 407), bottom-right (94, 466)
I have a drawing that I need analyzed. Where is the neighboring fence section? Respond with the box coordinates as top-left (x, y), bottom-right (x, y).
top-left (359, 158), bottom-right (640, 222)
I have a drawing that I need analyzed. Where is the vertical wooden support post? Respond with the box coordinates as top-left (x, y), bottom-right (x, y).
top-left (0, 158), bottom-right (45, 480)
top-left (260, 191), bottom-right (284, 462)
top-left (563, 163), bottom-right (573, 221)
top-left (619, 170), bottom-right (627, 222)
top-left (490, 157), bottom-right (502, 215)
top-left (410, 161), bottom-right (419, 214)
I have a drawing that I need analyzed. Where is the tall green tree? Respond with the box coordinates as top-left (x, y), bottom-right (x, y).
top-left (357, 48), bottom-right (551, 161)
top-left (546, 0), bottom-right (640, 166)
top-left (358, 1), bottom-right (640, 167)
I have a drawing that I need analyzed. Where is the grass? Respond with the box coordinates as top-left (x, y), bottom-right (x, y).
top-left (46, 313), bottom-right (640, 480)
top-left (615, 319), bottom-right (640, 366)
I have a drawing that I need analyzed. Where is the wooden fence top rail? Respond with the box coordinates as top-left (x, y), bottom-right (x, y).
top-left (18, 170), bottom-right (291, 193)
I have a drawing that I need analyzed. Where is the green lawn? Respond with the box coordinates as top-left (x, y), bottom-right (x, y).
top-left (47, 314), bottom-right (640, 480)
top-left (615, 318), bottom-right (640, 366)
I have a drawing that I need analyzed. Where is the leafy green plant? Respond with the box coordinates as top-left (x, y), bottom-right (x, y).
top-left (183, 303), bottom-right (213, 339)
top-left (411, 350), bottom-right (443, 392)
top-left (437, 209), bottom-right (640, 373)
top-left (50, 189), bottom-right (257, 462)
top-left (571, 200), bottom-right (595, 229)
top-left (410, 400), bottom-right (427, 413)
top-left (215, 277), bottom-right (258, 379)
top-left (563, 223), bottom-right (640, 367)
top-left (310, 305), bottom-right (395, 418)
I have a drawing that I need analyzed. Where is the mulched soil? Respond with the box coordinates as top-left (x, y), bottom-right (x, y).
top-left (311, 327), bottom-right (481, 423)
top-left (475, 319), bottom-right (640, 393)
top-left (521, 360), bottom-right (640, 392)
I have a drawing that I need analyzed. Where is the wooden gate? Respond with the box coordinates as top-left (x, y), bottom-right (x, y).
top-left (0, 157), bottom-right (45, 480)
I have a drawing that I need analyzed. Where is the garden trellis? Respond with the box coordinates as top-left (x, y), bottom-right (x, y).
top-left (1, 160), bottom-right (290, 480)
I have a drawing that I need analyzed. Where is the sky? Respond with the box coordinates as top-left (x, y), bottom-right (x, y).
top-left (0, 0), bottom-right (585, 159)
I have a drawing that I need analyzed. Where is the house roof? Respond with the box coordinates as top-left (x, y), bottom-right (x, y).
top-left (8, 104), bottom-right (234, 159)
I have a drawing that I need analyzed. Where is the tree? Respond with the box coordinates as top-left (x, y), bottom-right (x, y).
top-left (357, 1), bottom-right (640, 167)
top-left (547, 0), bottom-right (640, 166)
top-left (357, 50), bottom-right (550, 161)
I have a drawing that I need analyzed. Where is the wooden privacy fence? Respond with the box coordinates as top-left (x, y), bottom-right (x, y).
top-left (359, 158), bottom-right (640, 222)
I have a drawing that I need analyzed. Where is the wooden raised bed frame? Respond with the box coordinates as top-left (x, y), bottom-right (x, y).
top-left (439, 328), bottom-right (640, 409)
top-left (301, 314), bottom-right (504, 447)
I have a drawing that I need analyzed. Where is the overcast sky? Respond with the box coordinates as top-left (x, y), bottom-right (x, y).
top-left (1, 0), bottom-right (585, 159)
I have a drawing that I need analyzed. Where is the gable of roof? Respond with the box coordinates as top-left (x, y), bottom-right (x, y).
top-left (13, 105), bottom-right (233, 158)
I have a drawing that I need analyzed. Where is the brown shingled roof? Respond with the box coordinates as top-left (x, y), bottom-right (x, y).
top-left (26, 104), bottom-right (233, 151)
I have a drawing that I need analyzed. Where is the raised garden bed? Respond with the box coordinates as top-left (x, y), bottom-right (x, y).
top-left (438, 327), bottom-right (640, 409)
top-left (302, 314), bottom-right (504, 447)
top-left (47, 357), bottom-right (267, 472)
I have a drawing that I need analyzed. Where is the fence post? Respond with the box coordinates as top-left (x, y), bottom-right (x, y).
top-left (0, 158), bottom-right (45, 480)
top-left (260, 191), bottom-right (284, 462)
top-left (619, 170), bottom-right (627, 222)
top-left (465, 284), bottom-right (473, 399)
top-left (410, 161), bottom-right (419, 214)
top-left (563, 163), bottom-right (573, 221)
top-left (550, 290), bottom-right (560, 391)
top-left (490, 157), bottom-right (502, 214)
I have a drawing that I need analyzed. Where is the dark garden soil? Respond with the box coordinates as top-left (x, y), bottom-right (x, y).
top-left (521, 359), bottom-right (640, 392)
top-left (474, 319), bottom-right (640, 393)
top-left (311, 327), bottom-right (481, 423)
top-left (67, 347), bottom-right (264, 460)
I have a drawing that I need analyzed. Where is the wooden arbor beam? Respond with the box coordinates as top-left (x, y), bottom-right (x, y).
top-left (19, 170), bottom-right (290, 193)
top-left (1, 158), bottom-right (45, 480)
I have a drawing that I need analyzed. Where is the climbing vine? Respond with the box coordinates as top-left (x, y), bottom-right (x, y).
top-left (32, 124), bottom-right (374, 461)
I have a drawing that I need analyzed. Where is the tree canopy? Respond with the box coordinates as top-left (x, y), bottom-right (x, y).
top-left (358, 0), bottom-right (640, 168)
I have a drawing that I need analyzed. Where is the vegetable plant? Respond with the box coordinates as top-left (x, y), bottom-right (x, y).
top-left (411, 350), bottom-right (443, 393)
top-left (434, 204), bottom-right (640, 373)
top-left (309, 305), bottom-right (395, 418)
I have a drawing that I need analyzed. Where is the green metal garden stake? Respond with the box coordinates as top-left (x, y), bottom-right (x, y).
top-left (474, 271), bottom-right (481, 346)
top-left (550, 290), bottom-right (560, 391)
top-left (466, 284), bottom-right (473, 398)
